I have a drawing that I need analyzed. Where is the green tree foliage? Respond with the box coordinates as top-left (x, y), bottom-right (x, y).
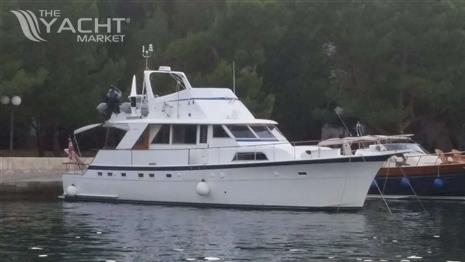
top-left (0, 0), bottom-right (125, 154)
top-left (321, 1), bottom-right (465, 135)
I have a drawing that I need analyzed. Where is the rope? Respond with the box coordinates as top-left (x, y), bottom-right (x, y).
top-left (381, 158), bottom-right (391, 194)
top-left (399, 167), bottom-right (426, 212)
top-left (373, 179), bottom-right (392, 215)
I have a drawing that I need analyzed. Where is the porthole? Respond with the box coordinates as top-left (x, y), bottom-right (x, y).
top-left (138, 173), bottom-right (144, 178)
top-left (149, 173), bottom-right (154, 178)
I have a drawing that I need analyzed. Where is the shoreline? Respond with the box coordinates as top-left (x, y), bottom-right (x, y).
top-left (0, 157), bottom-right (91, 200)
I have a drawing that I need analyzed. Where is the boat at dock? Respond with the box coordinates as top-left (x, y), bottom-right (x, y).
top-left (61, 50), bottom-right (396, 209)
top-left (319, 135), bottom-right (465, 199)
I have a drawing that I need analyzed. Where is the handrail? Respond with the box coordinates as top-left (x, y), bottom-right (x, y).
top-left (291, 140), bottom-right (321, 146)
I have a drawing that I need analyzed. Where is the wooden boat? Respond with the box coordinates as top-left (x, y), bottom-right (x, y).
top-left (319, 135), bottom-right (465, 198)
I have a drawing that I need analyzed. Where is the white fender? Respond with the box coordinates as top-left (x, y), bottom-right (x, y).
top-left (196, 181), bottom-right (210, 196)
top-left (66, 185), bottom-right (78, 196)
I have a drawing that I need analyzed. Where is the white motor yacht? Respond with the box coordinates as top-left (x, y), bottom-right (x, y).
top-left (62, 58), bottom-right (396, 209)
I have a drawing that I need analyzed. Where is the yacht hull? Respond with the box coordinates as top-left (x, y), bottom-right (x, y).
top-left (62, 155), bottom-right (389, 209)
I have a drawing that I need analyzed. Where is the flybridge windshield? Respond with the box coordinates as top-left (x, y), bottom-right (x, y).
top-left (226, 125), bottom-right (278, 141)
top-left (150, 72), bottom-right (186, 97)
top-left (383, 143), bottom-right (427, 154)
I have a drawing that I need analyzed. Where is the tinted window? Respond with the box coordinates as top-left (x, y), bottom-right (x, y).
top-left (384, 143), bottom-right (426, 154)
top-left (150, 73), bottom-right (183, 97)
top-left (268, 125), bottom-right (284, 136)
top-left (213, 125), bottom-right (229, 138)
top-left (227, 125), bottom-right (256, 139)
top-left (172, 125), bottom-right (197, 144)
top-left (251, 126), bottom-right (276, 139)
top-left (199, 125), bottom-right (208, 143)
top-left (232, 152), bottom-right (268, 161)
top-left (152, 125), bottom-right (170, 144)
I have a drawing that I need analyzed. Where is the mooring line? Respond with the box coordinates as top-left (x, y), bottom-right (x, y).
top-left (399, 167), bottom-right (426, 212)
top-left (373, 179), bottom-right (392, 215)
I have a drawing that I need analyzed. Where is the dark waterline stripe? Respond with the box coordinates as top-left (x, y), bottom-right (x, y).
top-left (87, 154), bottom-right (393, 172)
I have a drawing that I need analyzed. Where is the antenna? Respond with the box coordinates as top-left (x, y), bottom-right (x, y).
top-left (232, 60), bottom-right (236, 94)
top-left (334, 106), bottom-right (353, 137)
top-left (355, 121), bottom-right (365, 136)
top-left (142, 44), bottom-right (154, 70)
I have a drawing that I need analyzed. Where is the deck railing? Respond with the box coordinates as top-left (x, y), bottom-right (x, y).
top-left (64, 140), bottom-right (330, 172)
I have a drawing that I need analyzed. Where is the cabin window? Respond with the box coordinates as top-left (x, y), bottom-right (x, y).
top-left (138, 173), bottom-right (144, 178)
top-left (213, 125), bottom-right (229, 138)
top-left (199, 125), bottom-right (208, 143)
top-left (149, 173), bottom-right (155, 178)
top-left (172, 125), bottom-right (197, 144)
top-left (251, 126), bottom-right (276, 140)
top-left (121, 173), bottom-right (126, 177)
top-left (232, 152), bottom-right (268, 161)
top-left (152, 125), bottom-right (170, 144)
top-left (268, 125), bottom-right (284, 136)
top-left (227, 125), bottom-right (256, 139)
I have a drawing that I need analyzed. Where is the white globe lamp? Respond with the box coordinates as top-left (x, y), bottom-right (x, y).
top-left (11, 96), bottom-right (21, 106)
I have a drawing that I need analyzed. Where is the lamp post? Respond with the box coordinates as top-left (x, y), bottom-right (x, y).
top-left (1, 95), bottom-right (22, 151)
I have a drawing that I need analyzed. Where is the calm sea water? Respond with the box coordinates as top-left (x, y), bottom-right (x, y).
top-left (0, 199), bottom-right (464, 262)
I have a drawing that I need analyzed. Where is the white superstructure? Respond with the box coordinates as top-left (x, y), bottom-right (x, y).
top-left (62, 65), bottom-right (395, 209)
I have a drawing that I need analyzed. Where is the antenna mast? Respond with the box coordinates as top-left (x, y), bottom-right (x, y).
top-left (142, 44), bottom-right (154, 70)
top-left (232, 60), bottom-right (236, 94)
top-left (334, 106), bottom-right (353, 137)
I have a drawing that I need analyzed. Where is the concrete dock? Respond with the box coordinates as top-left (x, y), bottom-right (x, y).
top-left (0, 157), bottom-right (91, 200)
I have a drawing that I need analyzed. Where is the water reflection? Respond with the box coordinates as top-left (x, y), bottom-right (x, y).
top-left (1, 200), bottom-right (465, 261)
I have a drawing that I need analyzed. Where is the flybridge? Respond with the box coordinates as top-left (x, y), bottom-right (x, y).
top-left (10, 9), bottom-right (128, 43)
